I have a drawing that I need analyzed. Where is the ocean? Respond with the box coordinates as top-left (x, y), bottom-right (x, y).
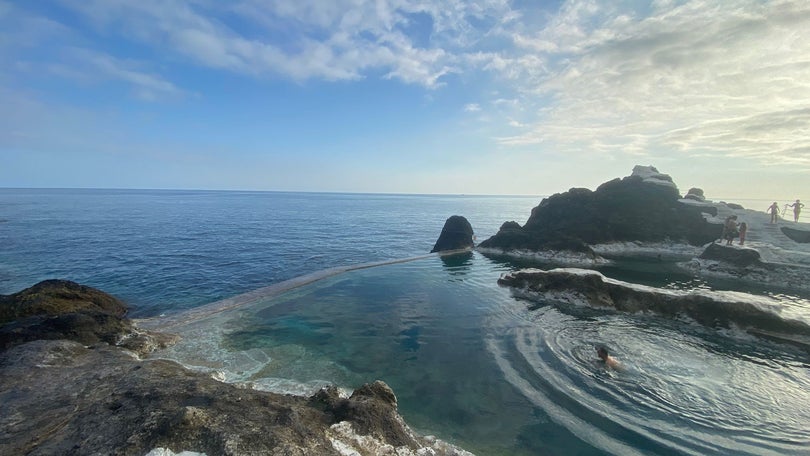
top-left (0, 188), bottom-right (537, 316)
top-left (2, 188), bottom-right (809, 455)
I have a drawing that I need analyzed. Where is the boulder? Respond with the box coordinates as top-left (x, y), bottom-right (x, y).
top-left (781, 226), bottom-right (810, 243)
top-left (0, 279), bottom-right (173, 355)
top-left (0, 279), bottom-right (127, 325)
top-left (1, 280), bottom-right (131, 352)
top-left (699, 243), bottom-right (765, 267)
top-left (479, 166), bottom-right (721, 253)
top-left (683, 187), bottom-right (705, 202)
top-left (431, 215), bottom-right (474, 253)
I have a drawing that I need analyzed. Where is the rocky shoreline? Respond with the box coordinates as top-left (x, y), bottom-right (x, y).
top-left (466, 165), bottom-right (810, 293)
top-left (0, 280), bottom-right (472, 456)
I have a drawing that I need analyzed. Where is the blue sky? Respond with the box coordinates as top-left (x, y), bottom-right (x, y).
top-left (2, 0), bottom-right (809, 199)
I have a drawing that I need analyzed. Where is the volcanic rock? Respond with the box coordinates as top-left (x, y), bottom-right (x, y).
top-left (0, 280), bottom-right (173, 355)
top-left (683, 187), bottom-right (705, 202)
top-left (431, 215), bottom-right (475, 253)
top-left (498, 268), bottom-right (810, 347)
top-left (479, 166), bottom-right (721, 253)
top-left (699, 243), bottom-right (765, 267)
top-left (781, 226), bottom-right (810, 243)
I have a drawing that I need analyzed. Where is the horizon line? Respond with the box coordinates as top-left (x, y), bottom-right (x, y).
top-left (0, 186), bottom-right (545, 199)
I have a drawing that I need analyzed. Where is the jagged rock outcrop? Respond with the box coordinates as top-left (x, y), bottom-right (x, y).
top-left (431, 215), bottom-right (475, 253)
top-left (781, 226), bottom-right (810, 243)
top-left (683, 187), bottom-right (705, 202)
top-left (498, 268), bottom-right (810, 348)
top-left (0, 281), bottom-right (473, 456)
top-left (479, 166), bottom-right (721, 254)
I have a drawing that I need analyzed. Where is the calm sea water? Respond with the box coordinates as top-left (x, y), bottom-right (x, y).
top-left (0, 188), bottom-right (537, 316)
top-left (2, 189), bottom-right (809, 455)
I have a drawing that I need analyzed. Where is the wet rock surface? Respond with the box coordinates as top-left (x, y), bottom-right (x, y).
top-left (498, 268), bottom-right (810, 348)
top-left (699, 243), bottom-right (766, 268)
top-left (0, 281), bottom-right (473, 456)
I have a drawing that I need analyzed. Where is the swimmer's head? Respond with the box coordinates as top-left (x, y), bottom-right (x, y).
top-left (596, 345), bottom-right (609, 360)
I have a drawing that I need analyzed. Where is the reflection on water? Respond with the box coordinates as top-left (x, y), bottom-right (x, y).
top-left (153, 253), bottom-right (810, 455)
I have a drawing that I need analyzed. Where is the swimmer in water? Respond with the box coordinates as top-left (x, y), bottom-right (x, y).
top-left (596, 346), bottom-right (622, 370)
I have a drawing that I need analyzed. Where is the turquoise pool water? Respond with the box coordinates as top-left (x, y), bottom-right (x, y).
top-left (154, 252), bottom-right (810, 456)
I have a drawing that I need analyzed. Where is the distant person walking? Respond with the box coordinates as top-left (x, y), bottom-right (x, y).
top-left (767, 202), bottom-right (780, 224)
top-left (790, 199), bottom-right (804, 222)
top-left (738, 222), bottom-right (747, 245)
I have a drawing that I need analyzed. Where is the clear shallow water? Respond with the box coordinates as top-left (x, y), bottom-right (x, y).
top-left (3, 189), bottom-right (810, 455)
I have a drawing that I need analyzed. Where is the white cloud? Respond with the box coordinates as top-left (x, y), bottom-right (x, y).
top-left (496, 0), bottom-right (810, 169)
top-left (464, 103), bottom-right (482, 112)
top-left (7, 0), bottom-right (810, 172)
top-left (46, 0), bottom-right (514, 88)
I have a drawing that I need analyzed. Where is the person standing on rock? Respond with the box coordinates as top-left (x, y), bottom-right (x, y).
top-left (790, 199), bottom-right (804, 222)
top-left (767, 202), bottom-right (780, 224)
top-left (738, 222), bottom-right (747, 245)
top-left (724, 215), bottom-right (739, 245)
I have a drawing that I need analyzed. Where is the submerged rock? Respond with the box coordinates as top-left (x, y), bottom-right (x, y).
top-left (479, 166), bottom-right (721, 256)
top-left (0, 281), bottom-right (473, 456)
top-left (431, 215), bottom-right (475, 253)
top-left (498, 268), bottom-right (810, 348)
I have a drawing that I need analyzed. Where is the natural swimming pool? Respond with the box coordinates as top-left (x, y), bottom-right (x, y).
top-left (151, 252), bottom-right (810, 456)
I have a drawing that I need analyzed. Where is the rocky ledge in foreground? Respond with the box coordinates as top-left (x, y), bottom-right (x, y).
top-left (0, 280), bottom-right (472, 456)
top-left (478, 166), bottom-right (720, 259)
top-left (498, 268), bottom-right (810, 349)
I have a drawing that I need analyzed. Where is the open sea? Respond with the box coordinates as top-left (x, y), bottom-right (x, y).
top-left (2, 188), bottom-right (809, 456)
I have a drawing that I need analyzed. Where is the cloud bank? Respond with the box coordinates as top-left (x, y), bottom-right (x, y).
top-left (3, 0), bottom-right (810, 173)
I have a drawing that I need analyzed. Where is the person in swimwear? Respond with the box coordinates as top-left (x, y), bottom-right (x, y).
top-left (596, 346), bottom-right (622, 370)
top-left (738, 222), bottom-right (747, 245)
top-left (790, 199), bottom-right (804, 222)
top-left (767, 202), bottom-right (780, 224)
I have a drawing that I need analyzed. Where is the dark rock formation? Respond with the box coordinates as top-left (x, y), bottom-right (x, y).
top-left (0, 281), bottom-right (471, 456)
top-left (312, 381), bottom-right (418, 449)
top-left (498, 268), bottom-right (810, 348)
top-left (0, 279), bottom-right (127, 324)
top-left (0, 280), bottom-right (173, 355)
top-left (683, 187), bottom-right (705, 202)
top-left (781, 226), bottom-right (810, 243)
top-left (431, 215), bottom-right (474, 253)
top-left (480, 167), bottom-right (721, 253)
top-left (0, 341), bottom-right (465, 456)
top-left (699, 243), bottom-right (766, 268)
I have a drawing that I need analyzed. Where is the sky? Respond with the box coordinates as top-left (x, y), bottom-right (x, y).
top-left (1, 0), bottom-right (809, 199)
